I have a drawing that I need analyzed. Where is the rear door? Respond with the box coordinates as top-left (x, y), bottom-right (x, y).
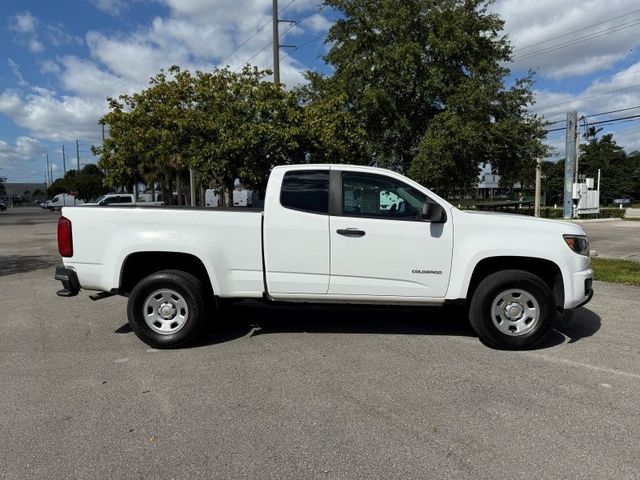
top-left (263, 169), bottom-right (331, 295)
top-left (329, 170), bottom-right (453, 298)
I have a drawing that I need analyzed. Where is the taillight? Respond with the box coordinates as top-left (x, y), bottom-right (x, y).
top-left (58, 216), bottom-right (73, 257)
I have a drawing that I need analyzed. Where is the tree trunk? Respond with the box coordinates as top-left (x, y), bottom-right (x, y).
top-left (224, 178), bottom-right (235, 207)
top-left (176, 171), bottom-right (182, 206)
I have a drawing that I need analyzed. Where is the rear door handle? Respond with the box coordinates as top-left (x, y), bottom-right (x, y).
top-left (337, 228), bottom-right (366, 238)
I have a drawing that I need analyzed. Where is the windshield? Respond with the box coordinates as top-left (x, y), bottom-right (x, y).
top-left (93, 195), bottom-right (106, 204)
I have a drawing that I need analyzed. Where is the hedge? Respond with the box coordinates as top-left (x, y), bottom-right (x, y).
top-left (461, 205), bottom-right (627, 219)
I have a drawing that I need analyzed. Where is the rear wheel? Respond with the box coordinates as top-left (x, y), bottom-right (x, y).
top-left (127, 270), bottom-right (207, 348)
top-left (469, 270), bottom-right (556, 349)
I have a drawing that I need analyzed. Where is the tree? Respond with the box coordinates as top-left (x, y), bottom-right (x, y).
top-left (540, 159), bottom-right (565, 206)
top-left (540, 134), bottom-right (640, 206)
top-left (578, 134), bottom-right (639, 204)
top-left (47, 165), bottom-right (109, 201)
top-left (0, 176), bottom-right (6, 196)
top-left (311, 0), bottom-right (547, 195)
top-left (97, 66), bottom-right (307, 204)
top-left (188, 66), bottom-right (305, 199)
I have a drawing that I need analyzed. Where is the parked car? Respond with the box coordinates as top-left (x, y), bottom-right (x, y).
top-left (0, 201), bottom-right (6, 211)
top-left (54, 164), bottom-right (593, 350)
top-left (82, 193), bottom-right (164, 207)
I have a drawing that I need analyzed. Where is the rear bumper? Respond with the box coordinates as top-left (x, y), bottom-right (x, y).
top-left (54, 265), bottom-right (80, 297)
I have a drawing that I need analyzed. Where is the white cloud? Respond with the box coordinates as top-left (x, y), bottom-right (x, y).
top-left (9, 12), bottom-right (37, 34)
top-left (0, 136), bottom-right (48, 182)
top-left (0, 0), bottom-right (330, 168)
top-left (8, 59), bottom-right (28, 86)
top-left (9, 11), bottom-right (43, 52)
top-left (611, 125), bottom-right (640, 153)
top-left (533, 61), bottom-right (640, 121)
top-left (493, 0), bottom-right (640, 79)
top-left (0, 88), bottom-right (105, 143)
top-left (39, 59), bottom-right (62, 74)
top-left (90, 0), bottom-right (125, 16)
top-left (8, 11), bottom-right (81, 53)
top-left (86, 30), bottom-right (191, 83)
top-left (532, 60), bottom-right (640, 157)
top-left (0, 136), bottom-right (45, 161)
top-left (58, 56), bottom-right (142, 98)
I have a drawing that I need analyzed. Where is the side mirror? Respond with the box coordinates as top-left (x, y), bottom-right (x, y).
top-left (422, 202), bottom-right (446, 223)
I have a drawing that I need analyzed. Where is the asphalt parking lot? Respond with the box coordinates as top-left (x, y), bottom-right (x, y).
top-left (577, 219), bottom-right (640, 261)
top-left (1, 207), bottom-right (639, 479)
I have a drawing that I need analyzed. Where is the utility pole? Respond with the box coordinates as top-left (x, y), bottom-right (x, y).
top-left (534, 158), bottom-right (541, 218)
top-left (272, 0), bottom-right (280, 84)
top-left (62, 145), bottom-right (67, 176)
top-left (101, 123), bottom-right (105, 141)
top-left (76, 139), bottom-right (80, 171)
top-left (563, 111), bottom-right (578, 219)
top-left (46, 153), bottom-right (50, 186)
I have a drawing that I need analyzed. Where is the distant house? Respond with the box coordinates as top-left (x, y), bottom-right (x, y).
top-left (476, 173), bottom-right (523, 200)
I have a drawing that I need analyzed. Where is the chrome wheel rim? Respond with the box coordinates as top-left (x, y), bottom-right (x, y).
top-left (142, 288), bottom-right (189, 335)
top-left (490, 289), bottom-right (540, 336)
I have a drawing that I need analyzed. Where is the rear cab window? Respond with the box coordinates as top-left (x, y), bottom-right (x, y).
top-left (280, 170), bottom-right (329, 214)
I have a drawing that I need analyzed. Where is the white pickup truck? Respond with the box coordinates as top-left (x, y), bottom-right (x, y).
top-left (55, 164), bottom-right (593, 349)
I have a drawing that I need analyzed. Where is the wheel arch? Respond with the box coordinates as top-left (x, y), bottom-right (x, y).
top-left (119, 251), bottom-right (215, 302)
top-left (466, 256), bottom-right (564, 308)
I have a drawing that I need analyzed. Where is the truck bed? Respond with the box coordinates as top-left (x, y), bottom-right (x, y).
top-left (61, 206), bottom-right (265, 297)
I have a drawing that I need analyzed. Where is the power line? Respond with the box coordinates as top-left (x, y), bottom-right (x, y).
top-left (278, 5), bottom-right (324, 39)
top-left (545, 113), bottom-right (640, 133)
top-left (544, 105), bottom-right (640, 124)
top-left (235, 2), bottom-right (324, 72)
top-left (584, 105), bottom-right (640, 118)
top-left (537, 82), bottom-right (640, 113)
top-left (279, 33), bottom-right (326, 62)
top-left (222, 0), bottom-right (299, 67)
top-left (219, 20), bottom-right (272, 66)
top-left (514, 7), bottom-right (640, 53)
top-left (513, 18), bottom-right (640, 62)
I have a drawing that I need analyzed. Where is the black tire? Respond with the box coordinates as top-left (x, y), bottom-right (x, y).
top-left (469, 269), bottom-right (556, 350)
top-left (127, 269), bottom-right (207, 349)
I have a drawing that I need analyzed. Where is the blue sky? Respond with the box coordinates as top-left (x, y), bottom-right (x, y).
top-left (1, 0), bottom-right (640, 183)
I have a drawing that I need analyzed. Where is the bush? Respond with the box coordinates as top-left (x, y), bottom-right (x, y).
top-left (539, 207), bottom-right (563, 218)
top-left (599, 208), bottom-right (626, 218)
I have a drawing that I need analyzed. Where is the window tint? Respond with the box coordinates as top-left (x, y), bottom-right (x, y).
top-left (342, 172), bottom-right (427, 220)
top-left (280, 170), bottom-right (329, 214)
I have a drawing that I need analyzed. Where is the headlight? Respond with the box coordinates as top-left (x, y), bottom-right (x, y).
top-left (563, 234), bottom-right (589, 256)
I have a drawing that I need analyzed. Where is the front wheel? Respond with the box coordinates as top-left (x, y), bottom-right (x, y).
top-left (127, 270), bottom-right (207, 348)
top-left (469, 270), bottom-right (556, 350)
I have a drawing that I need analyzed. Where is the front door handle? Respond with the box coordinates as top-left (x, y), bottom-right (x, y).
top-left (337, 228), bottom-right (366, 238)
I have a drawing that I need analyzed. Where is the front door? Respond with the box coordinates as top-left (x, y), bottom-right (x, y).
top-left (329, 171), bottom-right (453, 298)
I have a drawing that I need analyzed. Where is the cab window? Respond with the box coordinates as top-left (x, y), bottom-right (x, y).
top-left (342, 172), bottom-right (426, 220)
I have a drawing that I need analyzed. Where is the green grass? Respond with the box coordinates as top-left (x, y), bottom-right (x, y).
top-left (591, 257), bottom-right (640, 286)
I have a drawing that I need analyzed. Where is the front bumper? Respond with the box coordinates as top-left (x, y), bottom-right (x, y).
top-left (565, 268), bottom-right (594, 309)
top-left (54, 265), bottom-right (80, 297)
